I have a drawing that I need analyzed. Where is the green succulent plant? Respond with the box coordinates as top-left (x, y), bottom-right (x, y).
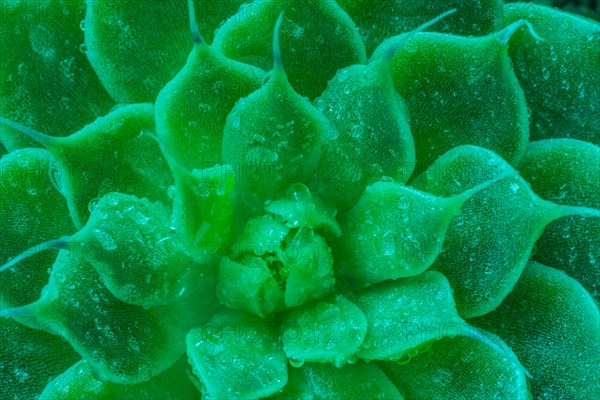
top-left (1, 0), bottom-right (599, 399)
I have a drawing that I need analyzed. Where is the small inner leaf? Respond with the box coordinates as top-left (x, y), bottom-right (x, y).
top-left (355, 271), bottom-right (467, 361)
top-left (281, 295), bottom-right (367, 366)
top-left (187, 311), bottom-right (288, 400)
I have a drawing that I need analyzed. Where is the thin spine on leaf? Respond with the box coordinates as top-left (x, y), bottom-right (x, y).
top-left (495, 19), bottom-right (545, 46)
top-left (0, 303), bottom-right (39, 318)
top-left (0, 116), bottom-right (56, 149)
top-left (538, 200), bottom-right (600, 226)
top-left (0, 237), bottom-right (70, 274)
top-left (383, 8), bottom-right (458, 61)
top-left (448, 171), bottom-right (514, 207)
top-left (187, 0), bottom-right (204, 45)
top-left (272, 12), bottom-right (285, 78)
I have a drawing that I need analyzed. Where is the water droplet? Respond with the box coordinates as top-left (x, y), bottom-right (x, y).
top-left (55, 272), bottom-right (67, 283)
top-left (48, 163), bottom-right (63, 192)
top-left (195, 185), bottom-right (211, 198)
top-left (79, 20), bottom-right (85, 31)
top-left (197, 103), bottom-right (212, 113)
top-left (79, 43), bottom-right (87, 54)
top-left (398, 195), bottom-right (410, 209)
top-left (289, 358), bottom-right (305, 368)
top-left (230, 112), bottom-right (241, 129)
top-left (88, 198), bottom-right (101, 213)
top-left (167, 185), bottom-right (177, 199)
top-left (13, 368), bottom-right (30, 383)
top-left (350, 124), bottom-right (364, 139)
top-left (93, 229), bottom-right (118, 251)
top-left (287, 183), bottom-right (311, 201)
top-left (396, 353), bottom-right (411, 365)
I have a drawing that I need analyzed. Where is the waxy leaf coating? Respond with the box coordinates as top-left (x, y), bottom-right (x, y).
top-left (379, 331), bottom-right (530, 400)
top-left (0, 149), bottom-right (74, 310)
top-left (338, 0), bottom-right (504, 55)
top-left (213, 0), bottom-right (367, 99)
top-left (473, 262), bottom-right (600, 399)
top-left (354, 271), bottom-right (467, 361)
top-left (187, 311), bottom-right (288, 400)
top-left (0, 318), bottom-right (80, 400)
top-left (39, 358), bottom-right (200, 400)
top-left (518, 139), bottom-right (600, 301)
top-left (372, 27), bottom-right (530, 175)
top-left (0, 0), bottom-right (114, 151)
top-left (504, 3), bottom-right (600, 143)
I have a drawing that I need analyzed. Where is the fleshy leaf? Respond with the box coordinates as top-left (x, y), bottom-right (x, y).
top-left (337, 0), bottom-right (504, 55)
top-left (218, 256), bottom-right (286, 318)
top-left (504, 3), bottom-right (600, 143)
top-left (337, 181), bottom-right (477, 286)
top-left (187, 311), bottom-right (288, 400)
top-left (518, 139), bottom-right (600, 301)
top-left (168, 163), bottom-right (237, 264)
top-left (0, 0), bottom-right (114, 151)
top-left (39, 358), bottom-right (200, 400)
top-left (5, 250), bottom-right (207, 384)
top-left (217, 216), bottom-right (335, 316)
top-left (84, 0), bottom-right (249, 102)
top-left (265, 367), bottom-right (313, 400)
top-left (155, 16), bottom-right (264, 170)
top-left (67, 192), bottom-right (213, 308)
top-left (281, 295), bottom-right (367, 366)
top-left (413, 145), bottom-right (599, 317)
top-left (300, 362), bottom-right (403, 399)
top-left (0, 317), bottom-right (80, 400)
top-left (1, 104), bottom-right (173, 228)
top-left (354, 271), bottom-right (467, 361)
top-left (473, 262), bottom-right (600, 399)
top-left (265, 183), bottom-right (341, 238)
top-left (212, 0), bottom-right (367, 99)
top-left (371, 26), bottom-right (530, 175)
top-left (379, 331), bottom-right (530, 400)
top-left (314, 53), bottom-right (414, 213)
top-left (0, 149), bottom-right (74, 311)
top-left (221, 14), bottom-right (328, 216)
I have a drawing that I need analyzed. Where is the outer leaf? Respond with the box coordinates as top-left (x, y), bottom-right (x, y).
top-left (379, 332), bottom-right (530, 400)
top-left (39, 358), bottom-right (200, 400)
top-left (212, 0), bottom-right (367, 99)
top-left (0, 318), bottom-right (80, 400)
top-left (0, 149), bottom-right (74, 310)
top-left (337, 0), bottom-right (504, 55)
top-left (518, 139), bottom-right (600, 301)
top-left (473, 262), bottom-right (600, 399)
top-left (0, 0), bottom-right (114, 150)
top-left (504, 3), bottom-right (600, 143)
top-left (372, 30), bottom-right (529, 175)
top-left (84, 0), bottom-right (249, 102)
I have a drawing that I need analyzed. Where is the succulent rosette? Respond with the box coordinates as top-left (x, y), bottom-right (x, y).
top-left (1, 1), bottom-right (599, 399)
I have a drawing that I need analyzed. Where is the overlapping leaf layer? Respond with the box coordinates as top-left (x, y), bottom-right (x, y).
top-left (1, 1), bottom-right (598, 399)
